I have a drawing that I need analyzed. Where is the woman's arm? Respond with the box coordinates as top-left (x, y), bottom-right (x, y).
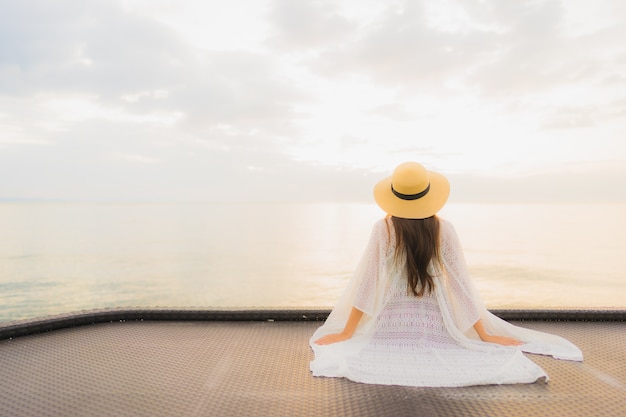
top-left (314, 307), bottom-right (364, 345)
top-left (473, 319), bottom-right (523, 346)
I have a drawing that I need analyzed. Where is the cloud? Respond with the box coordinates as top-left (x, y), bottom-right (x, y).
top-left (265, 0), bottom-right (626, 103)
top-left (539, 93), bottom-right (626, 130)
top-left (367, 102), bottom-right (423, 121)
top-left (0, 0), bottom-right (306, 143)
top-left (0, 1), bottom-right (188, 95)
top-left (449, 161), bottom-right (626, 203)
top-left (114, 153), bottom-right (162, 164)
top-left (165, 51), bottom-right (307, 136)
top-left (266, 0), bottom-right (356, 50)
top-left (464, 2), bottom-right (625, 97)
top-left (540, 107), bottom-right (597, 130)
top-left (0, 0), bottom-right (624, 203)
top-left (0, 135), bottom-right (380, 202)
top-left (312, 3), bottom-right (490, 89)
top-left (0, 0), bottom-right (315, 208)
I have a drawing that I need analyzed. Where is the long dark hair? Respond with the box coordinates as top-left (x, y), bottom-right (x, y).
top-left (390, 215), bottom-right (441, 297)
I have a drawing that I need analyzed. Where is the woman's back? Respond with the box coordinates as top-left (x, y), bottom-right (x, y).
top-left (388, 216), bottom-right (441, 297)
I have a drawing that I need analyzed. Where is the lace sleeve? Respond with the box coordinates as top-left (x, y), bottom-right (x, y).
top-left (439, 219), bottom-right (482, 332)
top-left (352, 218), bottom-right (393, 316)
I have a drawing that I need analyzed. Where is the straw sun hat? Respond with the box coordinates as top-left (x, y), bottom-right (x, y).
top-left (373, 162), bottom-right (450, 219)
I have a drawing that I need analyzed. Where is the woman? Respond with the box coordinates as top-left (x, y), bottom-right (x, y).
top-left (310, 162), bottom-right (583, 387)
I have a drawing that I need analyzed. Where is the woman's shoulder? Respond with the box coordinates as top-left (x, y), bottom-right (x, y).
top-left (437, 216), bottom-right (453, 228)
top-left (437, 216), bottom-right (457, 238)
top-left (438, 216), bottom-right (451, 228)
top-left (373, 217), bottom-right (390, 227)
top-left (372, 217), bottom-right (391, 233)
top-left (370, 217), bottom-right (394, 239)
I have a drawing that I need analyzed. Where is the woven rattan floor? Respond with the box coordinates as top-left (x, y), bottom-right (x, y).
top-left (0, 316), bottom-right (624, 417)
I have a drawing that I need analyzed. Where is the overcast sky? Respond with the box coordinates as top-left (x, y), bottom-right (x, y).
top-left (1, 0), bottom-right (625, 203)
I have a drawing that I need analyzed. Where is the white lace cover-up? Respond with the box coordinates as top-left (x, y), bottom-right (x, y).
top-left (310, 217), bottom-right (583, 387)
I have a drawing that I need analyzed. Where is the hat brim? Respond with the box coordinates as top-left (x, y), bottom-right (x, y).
top-left (373, 171), bottom-right (450, 219)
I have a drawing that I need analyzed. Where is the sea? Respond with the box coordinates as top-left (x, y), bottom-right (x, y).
top-left (1, 202), bottom-right (624, 322)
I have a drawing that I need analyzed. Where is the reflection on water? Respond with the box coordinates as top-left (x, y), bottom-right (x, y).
top-left (1, 202), bottom-right (624, 321)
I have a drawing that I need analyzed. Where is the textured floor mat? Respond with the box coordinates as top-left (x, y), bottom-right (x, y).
top-left (0, 320), bottom-right (624, 417)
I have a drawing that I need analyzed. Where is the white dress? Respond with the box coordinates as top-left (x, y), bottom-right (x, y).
top-left (310, 217), bottom-right (583, 387)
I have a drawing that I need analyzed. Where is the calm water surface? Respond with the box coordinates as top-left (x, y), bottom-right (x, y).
top-left (1, 202), bottom-right (624, 321)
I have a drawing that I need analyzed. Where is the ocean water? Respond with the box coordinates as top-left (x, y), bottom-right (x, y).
top-left (0, 202), bottom-right (624, 322)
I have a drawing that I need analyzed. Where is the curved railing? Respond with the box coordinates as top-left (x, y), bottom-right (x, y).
top-left (0, 307), bottom-right (624, 340)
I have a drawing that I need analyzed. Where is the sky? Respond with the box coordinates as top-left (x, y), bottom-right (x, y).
top-left (1, 0), bottom-right (625, 203)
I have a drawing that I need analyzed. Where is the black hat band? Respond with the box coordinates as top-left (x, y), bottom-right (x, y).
top-left (391, 183), bottom-right (431, 201)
